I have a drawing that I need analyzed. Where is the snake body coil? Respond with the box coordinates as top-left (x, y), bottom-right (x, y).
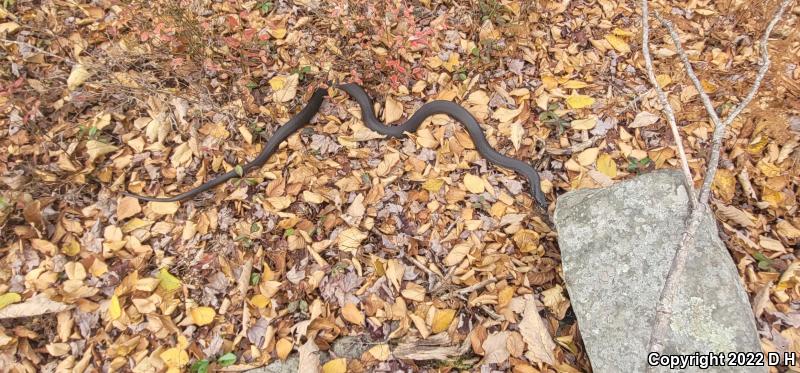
top-left (124, 84), bottom-right (547, 207)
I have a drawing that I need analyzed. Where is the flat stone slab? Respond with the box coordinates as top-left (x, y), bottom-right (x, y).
top-left (554, 170), bottom-right (763, 372)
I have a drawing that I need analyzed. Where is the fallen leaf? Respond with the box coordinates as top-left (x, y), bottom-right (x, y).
top-left (190, 306), bottom-right (216, 326)
top-left (482, 331), bottom-right (511, 364)
top-left (116, 197), bottom-right (141, 220)
top-left (604, 34), bottom-right (631, 54)
top-left (565, 95), bottom-right (595, 109)
top-left (0, 293), bottom-right (21, 310)
top-left (149, 201), bottom-right (179, 215)
top-left (338, 228), bottom-right (367, 254)
top-left (510, 122), bottom-right (524, 150)
top-left (157, 268), bottom-right (182, 292)
top-left (384, 96), bottom-right (403, 123)
top-left (629, 111), bottom-right (660, 128)
top-left (577, 147), bottom-right (600, 166)
top-left (443, 243), bottom-right (470, 266)
top-left (596, 153), bottom-right (617, 178)
top-left (422, 178), bottom-right (445, 193)
top-left (86, 140), bottom-right (118, 161)
top-left (322, 358), bottom-right (347, 373)
top-left (298, 340), bottom-right (321, 372)
top-left (368, 344), bottom-right (391, 361)
top-left (276, 338), bottom-right (293, 360)
top-left (67, 64), bottom-right (91, 90)
top-left (109, 294), bottom-right (122, 320)
top-left (0, 294), bottom-right (71, 319)
top-left (341, 303), bottom-right (365, 326)
top-left (273, 74), bottom-right (299, 103)
top-left (463, 174), bottom-right (485, 194)
top-left (519, 295), bottom-right (555, 365)
top-left (431, 308), bottom-right (456, 333)
top-left (571, 117), bottom-right (597, 130)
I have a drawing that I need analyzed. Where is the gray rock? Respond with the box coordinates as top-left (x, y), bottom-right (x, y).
top-left (554, 170), bottom-right (763, 372)
top-left (245, 356), bottom-right (299, 373)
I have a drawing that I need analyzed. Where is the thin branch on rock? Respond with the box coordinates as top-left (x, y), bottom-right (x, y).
top-left (640, 0), bottom-right (697, 208)
top-left (641, 0), bottom-right (793, 366)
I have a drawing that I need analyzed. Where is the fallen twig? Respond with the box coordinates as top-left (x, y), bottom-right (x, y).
top-left (640, 0), bottom-right (793, 365)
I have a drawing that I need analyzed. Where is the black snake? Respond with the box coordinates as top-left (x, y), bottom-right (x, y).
top-left (124, 84), bottom-right (548, 207)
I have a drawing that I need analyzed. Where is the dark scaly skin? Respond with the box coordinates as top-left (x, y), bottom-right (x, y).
top-left (124, 84), bottom-right (548, 207)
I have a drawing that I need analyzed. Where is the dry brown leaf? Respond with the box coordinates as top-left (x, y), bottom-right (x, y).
top-left (518, 295), bottom-right (555, 365)
top-left (0, 294), bottom-right (71, 319)
top-left (629, 111), bottom-right (660, 128)
top-left (384, 96), bottom-right (403, 123)
top-left (443, 243), bottom-right (470, 266)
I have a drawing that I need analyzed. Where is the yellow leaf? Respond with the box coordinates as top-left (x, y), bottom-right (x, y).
top-left (67, 64), bottom-right (91, 90)
top-left (160, 347), bottom-right (189, 368)
top-left (712, 169), bottom-right (736, 202)
top-left (368, 344), bottom-right (391, 361)
top-left (122, 218), bottom-right (153, 233)
top-left (149, 201), bottom-right (179, 215)
top-left (562, 80), bottom-right (588, 89)
top-left (86, 140), bottom-right (118, 161)
top-left (570, 117), bottom-right (597, 130)
top-left (757, 159), bottom-right (782, 178)
top-left (109, 294), bottom-right (122, 320)
top-left (612, 28), bottom-right (634, 37)
top-left (269, 76), bottom-right (285, 90)
top-left (0, 22), bottom-right (21, 34)
top-left (422, 178), bottom-right (445, 193)
top-left (604, 34), bottom-right (631, 54)
top-left (463, 174), bottom-right (485, 194)
top-left (656, 74), bottom-right (672, 87)
top-left (250, 294), bottom-right (269, 308)
top-left (700, 79), bottom-right (717, 93)
top-left (276, 338), bottom-right (293, 360)
top-left (596, 153), bottom-right (617, 178)
top-left (565, 95), bottom-right (595, 109)
top-left (341, 303), bottom-right (365, 326)
top-left (157, 268), bottom-right (182, 292)
top-left (0, 293), bottom-right (22, 310)
top-left (442, 52), bottom-right (460, 72)
top-left (498, 286), bottom-right (516, 308)
top-left (431, 308), bottom-right (456, 333)
top-left (268, 27), bottom-right (287, 39)
top-left (190, 306), bottom-right (216, 326)
top-left (577, 147), bottom-right (600, 166)
top-left (541, 75), bottom-right (557, 90)
top-left (322, 358), bottom-right (347, 373)
top-left (61, 240), bottom-right (81, 256)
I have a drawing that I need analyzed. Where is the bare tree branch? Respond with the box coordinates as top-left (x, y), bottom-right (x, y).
top-left (640, 0), bottom-right (697, 208)
top-left (641, 0), bottom-right (793, 367)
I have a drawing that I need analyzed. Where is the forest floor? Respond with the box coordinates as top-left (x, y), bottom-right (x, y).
top-left (0, 0), bottom-right (799, 372)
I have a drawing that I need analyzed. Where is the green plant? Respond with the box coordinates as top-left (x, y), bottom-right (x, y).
top-left (626, 157), bottom-right (652, 173)
top-left (217, 352), bottom-right (237, 367)
top-left (190, 359), bottom-right (209, 373)
top-left (293, 65), bottom-right (312, 81)
top-left (259, 1), bottom-right (273, 14)
top-left (538, 103), bottom-right (570, 134)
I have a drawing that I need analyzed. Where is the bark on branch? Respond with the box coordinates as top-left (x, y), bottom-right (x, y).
top-left (640, 0), bottom-right (793, 367)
